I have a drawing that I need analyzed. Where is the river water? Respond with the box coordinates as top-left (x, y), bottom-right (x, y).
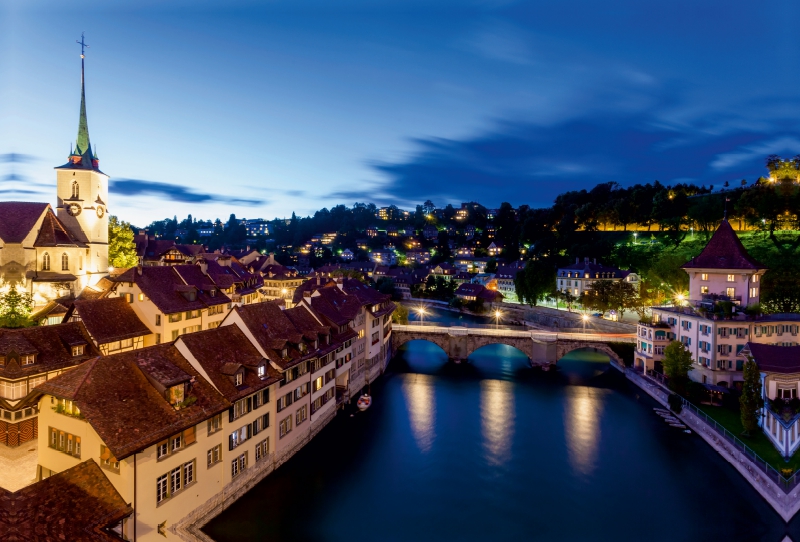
top-left (205, 308), bottom-right (793, 542)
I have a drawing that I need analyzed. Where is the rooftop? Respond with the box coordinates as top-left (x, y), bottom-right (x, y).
top-left (682, 220), bottom-right (765, 270)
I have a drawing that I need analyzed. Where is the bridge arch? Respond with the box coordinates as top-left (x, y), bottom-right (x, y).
top-left (464, 337), bottom-right (531, 361)
top-left (393, 334), bottom-right (450, 356)
top-left (556, 342), bottom-right (622, 366)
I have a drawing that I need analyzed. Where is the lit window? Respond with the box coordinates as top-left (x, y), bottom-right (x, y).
top-left (42, 253), bottom-right (50, 271)
top-left (71, 345), bottom-right (84, 357)
top-left (726, 287), bottom-right (735, 297)
top-left (138, 293), bottom-right (145, 301)
top-left (701, 273), bottom-right (708, 281)
top-left (61, 253), bottom-right (69, 271)
top-left (20, 354), bottom-right (35, 365)
top-left (727, 274), bottom-right (735, 282)
top-left (234, 372), bottom-right (243, 386)
top-left (700, 286), bottom-right (709, 294)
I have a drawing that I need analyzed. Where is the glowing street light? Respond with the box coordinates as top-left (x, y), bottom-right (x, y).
top-left (633, 232), bottom-right (638, 245)
top-left (494, 309), bottom-right (502, 329)
top-left (582, 313), bottom-right (589, 333)
top-left (417, 307), bottom-right (427, 325)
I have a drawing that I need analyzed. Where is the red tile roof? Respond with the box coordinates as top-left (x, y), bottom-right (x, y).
top-left (0, 323), bottom-right (97, 381)
top-left (178, 325), bottom-right (281, 401)
top-left (68, 297), bottom-right (152, 345)
top-left (33, 345), bottom-right (230, 460)
top-left (0, 202), bottom-right (49, 244)
top-left (743, 343), bottom-right (800, 373)
top-left (0, 459), bottom-right (132, 541)
top-left (682, 220), bottom-right (765, 270)
top-left (113, 266), bottom-right (208, 314)
top-left (33, 209), bottom-right (86, 247)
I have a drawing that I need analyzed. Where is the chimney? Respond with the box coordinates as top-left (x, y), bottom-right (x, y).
top-left (197, 258), bottom-right (208, 275)
top-left (137, 262), bottom-right (143, 276)
top-left (584, 257), bottom-right (589, 263)
top-left (575, 257), bottom-right (579, 264)
top-left (316, 276), bottom-right (321, 286)
top-left (593, 258), bottom-right (597, 264)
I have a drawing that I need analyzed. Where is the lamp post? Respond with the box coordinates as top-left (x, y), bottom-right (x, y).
top-left (582, 313), bottom-right (588, 334)
top-left (417, 307), bottom-right (426, 325)
top-left (633, 232), bottom-right (638, 245)
top-left (494, 309), bottom-right (501, 329)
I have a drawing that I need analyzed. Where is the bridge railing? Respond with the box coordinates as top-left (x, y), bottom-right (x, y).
top-left (403, 321), bottom-right (531, 331)
top-left (393, 324), bottom-right (635, 344)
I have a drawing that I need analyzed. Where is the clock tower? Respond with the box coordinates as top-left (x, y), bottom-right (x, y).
top-left (55, 34), bottom-right (109, 279)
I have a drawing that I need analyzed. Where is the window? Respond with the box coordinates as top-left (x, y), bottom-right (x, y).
top-left (100, 445), bottom-right (120, 472)
top-left (71, 180), bottom-right (79, 199)
top-left (277, 392), bottom-right (292, 412)
top-left (726, 287), bottom-right (735, 297)
top-left (172, 330), bottom-right (180, 341)
top-left (231, 453), bottom-right (247, 478)
top-left (779, 388), bottom-right (798, 399)
top-left (156, 475), bottom-right (168, 503)
top-left (700, 286), bottom-right (709, 294)
top-left (184, 461), bottom-right (194, 486)
top-left (71, 345), bottom-right (84, 357)
top-left (255, 438), bottom-right (269, 462)
top-left (185, 310), bottom-right (200, 320)
top-left (229, 425), bottom-right (250, 450)
top-left (753, 274), bottom-right (760, 283)
top-left (279, 415), bottom-right (293, 438)
top-left (207, 444), bottom-right (222, 467)
top-left (156, 333), bottom-right (161, 344)
top-left (138, 293), bottom-right (145, 302)
top-left (234, 372), bottom-right (243, 386)
top-left (727, 274), bottom-right (735, 282)
top-left (20, 354), bottom-right (35, 365)
top-left (258, 364), bottom-right (266, 379)
top-left (42, 253), bottom-right (50, 271)
top-left (296, 405), bottom-right (307, 426)
top-left (750, 287), bottom-right (758, 298)
top-left (207, 414), bottom-right (222, 434)
top-left (168, 313), bottom-right (182, 323)
top-left (312, 376), bottom-right (324, 392)
top-left (125, 293), bottom-right (133, 303)
top-left (171, 435), bottom-right (182, 453)
top-left (701, 273), bottom-right (708, 281)
top-left (157, 441), bottom-right (168, 459)
top-left (155, 314), bottom-right (161, 326)
top-left (61, 253), bottom-right (69, 271)
top-left (48, 427), bottom-right (81, 458)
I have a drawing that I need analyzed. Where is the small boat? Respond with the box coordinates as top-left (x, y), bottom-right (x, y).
top-left (357, 394), bottom-right (372, 411)
top-left (683, 430), bottom-right (692, 434)
top-left (670, 423), bottom-right (687, 429)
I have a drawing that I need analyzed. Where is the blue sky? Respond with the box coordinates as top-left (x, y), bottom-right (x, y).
top-left (2, 0), bottom-right (800, 226)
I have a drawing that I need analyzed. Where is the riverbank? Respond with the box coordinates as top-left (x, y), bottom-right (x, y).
top-left (617, 364), bottom-right (800, 522)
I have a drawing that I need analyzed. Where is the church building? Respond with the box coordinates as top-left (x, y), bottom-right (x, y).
top-left (0, 47), bottom-right (109, 306)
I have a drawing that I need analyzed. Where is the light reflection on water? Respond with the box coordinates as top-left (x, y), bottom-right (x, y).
top-left (480, 379), bottom-right (515, 466)
top-left (403, 373), bottom-right (436, 453)
top-left (563, 386), bottom-right (606, 476)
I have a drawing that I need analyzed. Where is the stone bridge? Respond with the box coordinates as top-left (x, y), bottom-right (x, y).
top-left (391, 324), bottom-right (635, 368)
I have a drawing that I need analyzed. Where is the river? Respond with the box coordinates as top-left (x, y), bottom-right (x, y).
top-left (204, 308), bottom-right (793, 542)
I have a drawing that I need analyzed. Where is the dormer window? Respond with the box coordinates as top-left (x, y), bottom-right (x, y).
top-left (21, 354), bottom-right (35, 366)
top-left (71, 345), bottom-right (85, 357)
top-left (258, 363), bottom-right (266, 379)
top-left (234, 372), bottom-right (243, 386)
top-left (281, 348), bottom-right (288, 359)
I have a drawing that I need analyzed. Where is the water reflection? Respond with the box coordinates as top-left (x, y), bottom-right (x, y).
top-left (403, 374), bottom-right (436, 452)
top-left (480, 379), bottom-right (515, 466)
top-left (564, 386), bottom-right (605, 475)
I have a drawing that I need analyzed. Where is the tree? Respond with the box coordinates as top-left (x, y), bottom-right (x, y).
top-left (515, 259), bottom-right (555, 306)
top-left (0, 286), bottom-right (35, 328)
top-left (662, 341), bottom-right (693, 392)
top-left (108, 215), bottom-right (138, 269)
top-left (485, 258), bottom-right (498, 273)
top-left (740, 357), bottom-right (762, 436)
top-left (392, 303), bottom-right (409, 324)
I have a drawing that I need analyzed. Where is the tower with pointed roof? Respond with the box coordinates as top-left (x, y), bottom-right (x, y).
top-left (55, 40), bottom-right (109, 278)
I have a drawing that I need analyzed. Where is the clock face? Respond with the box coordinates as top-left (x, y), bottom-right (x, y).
top-left (96, 206), bottom-right (105, 218)
top-left (68, 203), bottom-right (82, 216)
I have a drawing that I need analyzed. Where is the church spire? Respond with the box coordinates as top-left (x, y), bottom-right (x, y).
top-left (75, 33), bottom-right (91, 156)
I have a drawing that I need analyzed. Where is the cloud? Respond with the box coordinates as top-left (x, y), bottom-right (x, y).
top-left (110, 179), bottom-right (265, 206)
top-left (0, 153), bottom-right (38, 164)
top-left (366, 104), bottom-right (800, 208)
top-left (285, 190), bottom-right (307, 197)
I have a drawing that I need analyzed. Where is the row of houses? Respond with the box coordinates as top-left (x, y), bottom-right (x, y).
top-left (1, 275), bottom-right (395, 540)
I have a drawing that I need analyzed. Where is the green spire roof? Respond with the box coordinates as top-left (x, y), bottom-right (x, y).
top-left (75, 57), bottom-right (91, 156)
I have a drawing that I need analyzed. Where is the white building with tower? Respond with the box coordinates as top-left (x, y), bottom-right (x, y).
top-left (0, 38), bottom-right (108, 306)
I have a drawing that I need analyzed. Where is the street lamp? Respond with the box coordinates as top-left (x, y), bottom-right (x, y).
top-left (582, 313), bottom-right (588, 333)
top-left (416, 307), bottom-right (426, 325)
top-left (494, 309), bottom-right (502, 329)
top-left (633, 232), bottom-right (638, 245)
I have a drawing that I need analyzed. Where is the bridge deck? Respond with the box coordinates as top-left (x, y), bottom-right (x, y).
top-left (392, 324), bottom-right (635, 344)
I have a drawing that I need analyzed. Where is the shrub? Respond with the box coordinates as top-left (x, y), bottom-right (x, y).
top-left (668, 393), bottom-right (683, 414)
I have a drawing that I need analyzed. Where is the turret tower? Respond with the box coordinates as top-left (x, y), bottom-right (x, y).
top-left (55, 33), bottom-right (109, 279)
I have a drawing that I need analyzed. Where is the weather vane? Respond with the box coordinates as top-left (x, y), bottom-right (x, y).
top-left (76, 32), bottom-right (89, 59)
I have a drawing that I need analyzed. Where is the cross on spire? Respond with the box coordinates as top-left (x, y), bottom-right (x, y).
top-left (76, 32), bottom-right (89, 59)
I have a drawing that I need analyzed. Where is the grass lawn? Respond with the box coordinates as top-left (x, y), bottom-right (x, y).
top-left (696, 404), bottom-right (800, 474)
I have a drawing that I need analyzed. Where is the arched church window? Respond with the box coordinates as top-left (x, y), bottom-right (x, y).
top-left (72, 181), bottom-right (79, 199)
top-left (42, 253), bottom-right (50, 271)
top-left (62, 253), bottom-right (69, 271)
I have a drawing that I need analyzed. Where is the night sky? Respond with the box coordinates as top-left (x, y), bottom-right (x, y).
top-left (3, 0), bottom-right (800, 225)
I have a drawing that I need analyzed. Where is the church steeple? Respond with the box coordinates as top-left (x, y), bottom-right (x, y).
top-left (76, 39), bottom-right (91, 156)
top-left (62, 33), bottom-right (99, 171)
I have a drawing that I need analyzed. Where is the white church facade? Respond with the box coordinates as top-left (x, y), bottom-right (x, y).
top-left (0, 50), bottom-right (109, 306)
